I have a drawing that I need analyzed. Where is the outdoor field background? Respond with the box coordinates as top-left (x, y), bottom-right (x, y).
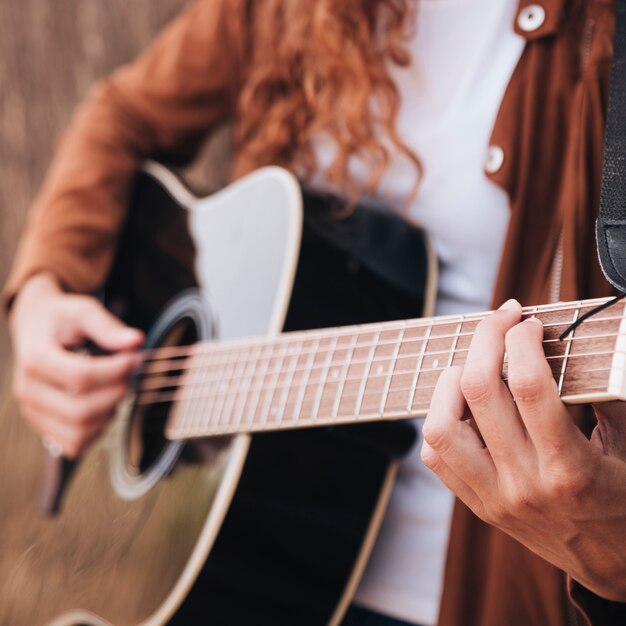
top-left (0, 0), bottom-right (231, 378)
top-left (0, 3), bottom-right (232, 616)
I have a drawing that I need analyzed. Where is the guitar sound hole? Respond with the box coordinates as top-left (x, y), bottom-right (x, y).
top-left (127, 317), bottom-right (198, 474)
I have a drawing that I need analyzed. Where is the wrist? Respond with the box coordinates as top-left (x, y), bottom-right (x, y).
top-left (8, 272), bottom-right (64, 327)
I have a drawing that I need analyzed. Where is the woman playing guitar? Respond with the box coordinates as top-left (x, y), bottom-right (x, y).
top-left (5, 1), bottom-right (626, 624)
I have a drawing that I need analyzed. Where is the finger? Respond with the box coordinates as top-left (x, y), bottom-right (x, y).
top-left (21, 406), bottom-right (111, 459)
top-left (461, 299), bottom-right (527, 460)
top-left (420, 440), bottom-right (487, 520)
top-left (506, 317), bottom-right (586, 457)
top-left (59, 297), bottom-right (144, 352)
top-left (24, 349), bottom-right (142, 394)
top-left (19, 378), bottom-right (128, 430)
top-left (423, 366), bottom-right (497, 494)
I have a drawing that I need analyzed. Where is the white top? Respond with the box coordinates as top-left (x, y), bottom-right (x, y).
top-left (310, 1), bottom-right (525, 624)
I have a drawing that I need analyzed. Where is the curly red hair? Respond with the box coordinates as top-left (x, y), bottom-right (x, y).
top-left (233, 0), bottom-right (420, 199)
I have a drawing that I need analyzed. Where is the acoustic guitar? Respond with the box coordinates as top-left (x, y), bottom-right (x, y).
top-left (1, 162), bottom-right (623, 626)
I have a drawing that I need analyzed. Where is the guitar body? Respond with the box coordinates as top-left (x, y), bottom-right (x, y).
top-left (0, 164), bottom-right (434, 626)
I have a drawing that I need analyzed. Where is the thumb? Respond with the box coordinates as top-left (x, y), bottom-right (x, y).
top-left (67, 297), bottom-right (144, 352)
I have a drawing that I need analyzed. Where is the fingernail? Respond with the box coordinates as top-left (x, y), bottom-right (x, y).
top-left (499, 298), bottom-right (520, 311)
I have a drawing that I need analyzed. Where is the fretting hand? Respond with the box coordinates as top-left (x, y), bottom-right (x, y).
top-left (421, 299), bottom-right (626, 601)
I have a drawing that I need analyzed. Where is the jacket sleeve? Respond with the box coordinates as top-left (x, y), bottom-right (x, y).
top-left (3, 0), bottom-right (243, 311)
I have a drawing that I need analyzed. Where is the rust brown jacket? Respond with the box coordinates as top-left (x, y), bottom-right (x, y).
top-left (4, 0), bottom-right (626, 624)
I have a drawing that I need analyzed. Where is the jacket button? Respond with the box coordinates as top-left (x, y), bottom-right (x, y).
top-left (517, 4), bottom-right (546, 32)
top-left (485, 145), bottom-right (505, 174)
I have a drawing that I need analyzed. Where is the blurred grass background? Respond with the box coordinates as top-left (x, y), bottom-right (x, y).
top-left (0, 0), bottom-right (231, 374)
top-left (0, 3), bottom-right (233, 620)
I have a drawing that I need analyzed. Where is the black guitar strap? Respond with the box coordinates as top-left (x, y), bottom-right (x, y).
top-left (596, 0), bottom-right (626, 291)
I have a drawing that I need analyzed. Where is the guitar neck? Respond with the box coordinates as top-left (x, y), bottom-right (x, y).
top-left (132, 297), bottom-right (626, 441)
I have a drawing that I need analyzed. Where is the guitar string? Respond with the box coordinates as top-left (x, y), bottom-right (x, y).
top-left (138, 296), bottom-right (616, 359)
top-left (134, 315), bottom-right (626, 379)
top-left (136, 298), bottom-right (621, 363)
top-left (135, 344), bottom-right (619, 393)
top-left (133, 320), bottom-right (624, 401)
top-left (133, 357), bottom-right (619, 409)
top-left (110, 297), bottom-right (624, 431)
top-left (138, 377), bottom-right (616, 436)
top-left (140, 376), bottom-right (616, 436)
top-left (137, 329), bottom-right (624, 379)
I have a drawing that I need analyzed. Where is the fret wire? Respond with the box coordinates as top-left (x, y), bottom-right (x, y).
top-left (355, 329), bottom-right (381, 417)
top-left (273, 339), bottom-right (303, 425)
top-left (144, 296), bottom-right (621, 362)
top-left (310, 335), bottom-right (339, 421)
top-left (558, 303), bottom-right (580, 395)
top-left (292, 338), bottom-right (320, 422)
top-left (210, 346), bottom-right (235, 433)
top-left (172, 354), bottom-right (600, 404)
top-left (167, 354), bottom-right (189, 436)
top-left (332, 333), bottom-right (358, 419)
top-left (147, 359), bottom-right (619, 414)
top-left (144, 298), bottom-right (623, 362)
top-left (209, 346), bottom-right (239, 431)
top-left (200, 348), bottom-right (222, 436)
top-left (380, 324), bottom-right (405, 414)
top-left (143, 319), bottom-right (626, 380)
top-left (217, 346), bottom-right (248, 431)
top-left (177, 350), bottom-right (192, 436)
top-left (152, 345), bottom-right (620, 411)
top-left (188, 345), bottom-right (212, 436)
top-left (140, 317), bottom-right (623, 388)
top-left (258, 339), bottom-right (290, 425)
top-left (243, 343), bottom-right (274, 428)
top-left (408, 321), bottom-right (432, 412)
top-left (140, 327), bottom-right (625, 393)
top-left (448, 318), bottom-right (463, 367)
top-left (195, 380), bottom-right (616, 438)
top-left (230, 344), bottom-right (263, 430)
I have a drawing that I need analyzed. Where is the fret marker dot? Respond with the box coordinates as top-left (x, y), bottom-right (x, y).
top-left (376, 365), bottom-right (384, 375)
top-left (331, 369), bottom-right (339, 380)
top-left (433, 359), bottom-right (439, 369)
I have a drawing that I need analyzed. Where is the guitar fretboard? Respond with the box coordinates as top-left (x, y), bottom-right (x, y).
top-left (132, 297), bottom-right (626, 441)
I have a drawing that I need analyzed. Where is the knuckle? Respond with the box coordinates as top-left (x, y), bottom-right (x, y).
top-left (504, 482), bottom-right (540, 516)
top-left (460, 371), bottom-right (492, 404)
top-left (70, 294), bottom-right (91, 310)
top-left (508, 372), bottom-right (544, 403)
top-left (68, 296), bottom-right (95, 320)
top-left (483, 501), bottom-right (508, 525)
top-left (68, 402), bottom-right (92, 425)
top-left (420, 443), bottom-right (441, 471)
top-left (422, 422), bottom-right (452, 454)
top-left (545, 466), bottom-right (593, 501)
top-left (70, 370), bottom-right (92, 393)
